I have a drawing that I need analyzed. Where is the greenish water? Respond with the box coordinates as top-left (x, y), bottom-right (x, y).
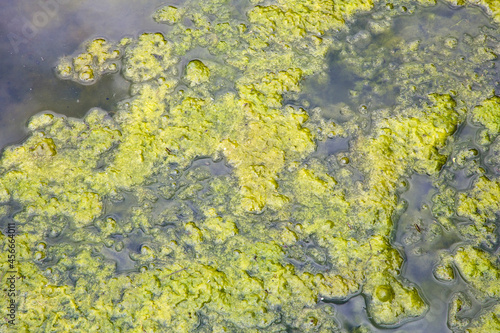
top-left (1, 0), bottom-right (499, 331)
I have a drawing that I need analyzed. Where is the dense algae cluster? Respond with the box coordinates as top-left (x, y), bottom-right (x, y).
top-left (1, 0), bottom-right (500, 331)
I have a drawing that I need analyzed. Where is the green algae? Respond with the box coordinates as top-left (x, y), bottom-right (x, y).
top-left (57, 39), bottom-right (122, 84)
top-left (1, 0), bottom-right (500, 332)
top-left (448, 292), bottom-right (472, 331)
top-left (473, 97), bottom-right (500, 136)
top-left (453, 246), bottom-right (500, 299)
top-left (153, 5), bottom-right (183, 25)
top-left (466, 304), bottom-right (500, 333)
top-left (457, 176), bottom-right (500, 245)
top-left (185, 60), bottom-right (211, 86)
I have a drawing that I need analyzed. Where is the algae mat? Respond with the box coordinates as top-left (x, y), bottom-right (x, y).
top-left (1, 0), bottom-right (500, 331)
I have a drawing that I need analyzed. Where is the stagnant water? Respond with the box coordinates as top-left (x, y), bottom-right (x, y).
top-left (1, 0), bottom-right (499, 331)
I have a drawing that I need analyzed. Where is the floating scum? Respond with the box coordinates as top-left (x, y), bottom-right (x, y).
top-left (1, 0), bottom-right (500, 331)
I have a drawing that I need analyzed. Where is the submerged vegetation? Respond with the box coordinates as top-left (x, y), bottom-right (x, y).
top-left (1, 0), bottom-right (500, 331)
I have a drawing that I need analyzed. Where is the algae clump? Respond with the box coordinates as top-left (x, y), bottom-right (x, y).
top-left (57, 39), bottom-right (121, 84)
top-left (185, 60), bottom-right (210, 85)
top-left (473, 96), bottom-right (500, 136)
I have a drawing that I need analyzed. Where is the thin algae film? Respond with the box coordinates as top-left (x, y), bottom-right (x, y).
top-left (1, 0), bottom-right (500, 332)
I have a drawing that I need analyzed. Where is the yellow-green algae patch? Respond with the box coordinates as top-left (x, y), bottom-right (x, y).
top-left (448, 292), bottom-right (472, 331)
top-left (444, 245), bottom-right (500, 331)
top-left (122, 33), bottom-right (178, 83)
top-left (457, 176), bottom-right (500, 246)
top-left (453, 246), bottom-right (500, 299)
top-left (57, 39), bottom-right (121, 84)
top-left (473, 96), bottom-right (500, 136)
top-left (430, 112), bottom-right (500, 328)
top-left (466, 304), bottom-right (500, 333)
top-left (2, 0), bottom-right (500, 331)
top-left (185, 60), bottom-right (210, 86)
top-left (153, 5), bottom-right (183, 25)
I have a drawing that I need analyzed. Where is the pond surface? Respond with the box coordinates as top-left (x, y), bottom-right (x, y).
top-left (1, 0), bottom-right (499, 332)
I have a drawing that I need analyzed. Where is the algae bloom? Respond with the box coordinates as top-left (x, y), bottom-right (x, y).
top-left (1, 0), bottom-right (500, 331)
